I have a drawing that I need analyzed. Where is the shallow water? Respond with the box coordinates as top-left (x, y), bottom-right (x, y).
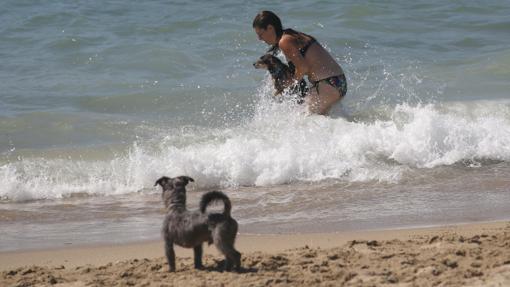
top-left (2, 162), bottom-right (510, 251)
top-left (1, 1), bottom-right (510, 251)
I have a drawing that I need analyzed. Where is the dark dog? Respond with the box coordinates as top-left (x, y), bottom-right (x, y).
top-left (253, 53), bottom-right (308, 103)
top-left (154, 176), bottom-right (241, 272)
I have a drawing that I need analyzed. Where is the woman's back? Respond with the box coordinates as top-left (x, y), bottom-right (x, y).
top-left (281, 29), bottom-right (343, 82)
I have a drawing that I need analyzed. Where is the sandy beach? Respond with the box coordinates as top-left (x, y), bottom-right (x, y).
top-left (1, 221), bottom-right (509, 286)
top-left (2, 1), bottom-right (510, 286)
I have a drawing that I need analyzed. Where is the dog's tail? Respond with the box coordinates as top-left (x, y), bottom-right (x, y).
top-left (200, 191), bottom-right (232, 217)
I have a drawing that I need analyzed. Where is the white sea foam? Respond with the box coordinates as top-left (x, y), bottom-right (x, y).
top-left (1, 98), bottom-right (509, 202)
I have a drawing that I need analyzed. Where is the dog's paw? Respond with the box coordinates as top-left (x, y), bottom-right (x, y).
top-left (194, 264), bottom-right (205, 270)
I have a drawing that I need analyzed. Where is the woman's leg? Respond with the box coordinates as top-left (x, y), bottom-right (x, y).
top-left (306, 82), bottom-right (343, 115)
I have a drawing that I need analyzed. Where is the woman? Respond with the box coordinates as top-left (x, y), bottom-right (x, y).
top-left (253, 11), bottom-right (347, 115)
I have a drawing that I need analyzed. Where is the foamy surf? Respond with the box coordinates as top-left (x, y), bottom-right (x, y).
top-left (1, 99), bottom-right (509, 202)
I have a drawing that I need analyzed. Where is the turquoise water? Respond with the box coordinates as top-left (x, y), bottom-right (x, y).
top-left (1, 1), bottom-right (510, 250)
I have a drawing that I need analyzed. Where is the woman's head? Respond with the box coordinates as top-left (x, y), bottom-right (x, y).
top-left (253, 11), bottom-right (282, 45)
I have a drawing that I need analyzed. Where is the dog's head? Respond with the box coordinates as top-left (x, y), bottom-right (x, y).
top-left (155, 176), bottom-right (195, 208)
top-left (253, 54), bottom-right (284, 70)
top-left (154, 176), bottom-right (194, 192)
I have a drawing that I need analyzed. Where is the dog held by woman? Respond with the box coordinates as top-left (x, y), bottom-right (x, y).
top-left (253, 53), bottom-right (308, 103)
top-left (154, 176), bottom-right (241, 272)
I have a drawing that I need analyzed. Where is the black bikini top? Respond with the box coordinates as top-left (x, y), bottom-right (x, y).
top-left (296, 38), bottom-right (316, 57)
top-left (268, 29), bottom-right (317, 55)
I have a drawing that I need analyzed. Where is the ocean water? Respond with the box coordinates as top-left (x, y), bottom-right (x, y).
top-left (1, 1), bottom-right (510, 251)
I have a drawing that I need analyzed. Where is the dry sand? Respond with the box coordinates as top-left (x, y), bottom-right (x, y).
top-left (1, 221), bottom-right (510, 286)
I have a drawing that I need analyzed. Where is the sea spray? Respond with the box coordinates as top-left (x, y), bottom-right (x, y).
top-left (1, 100), bottom-right (509, 202)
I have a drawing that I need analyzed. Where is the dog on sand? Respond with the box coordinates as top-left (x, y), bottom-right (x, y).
top-left (154, 176), bottom-right (241, 272)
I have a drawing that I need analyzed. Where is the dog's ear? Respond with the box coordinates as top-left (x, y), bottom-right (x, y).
top-left (269, 55), bottom-right (283, 65)
top-left (154, 176), bottom-right (171, 187)
top-left (261, 54), bottom-right (273, 64)
top-left (177, 176), bottom-right (194, 186)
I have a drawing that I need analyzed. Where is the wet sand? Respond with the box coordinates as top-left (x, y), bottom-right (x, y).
top-left (1, 221), bottom-right (510, 286)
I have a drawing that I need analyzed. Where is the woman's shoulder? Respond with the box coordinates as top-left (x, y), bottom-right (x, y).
top-left (278, 34), bottom-right (298, 50)
top-left (281, 29), bottom-right (315, 45)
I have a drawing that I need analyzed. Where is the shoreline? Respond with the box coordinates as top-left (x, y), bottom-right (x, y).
top-left (2, 220), bottom-right (509, 286)
top-left (1, 220), bottom-right (507, 271)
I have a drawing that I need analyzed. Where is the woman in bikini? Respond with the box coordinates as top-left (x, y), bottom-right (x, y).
top-left (253, 11), bottom-right (347, 115)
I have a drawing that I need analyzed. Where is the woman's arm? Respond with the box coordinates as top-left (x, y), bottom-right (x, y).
top-left (279, 36), bottom-right (308, 81)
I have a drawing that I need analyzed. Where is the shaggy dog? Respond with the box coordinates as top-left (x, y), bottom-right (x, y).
top-left (154, 176), bottom-right (241, 272)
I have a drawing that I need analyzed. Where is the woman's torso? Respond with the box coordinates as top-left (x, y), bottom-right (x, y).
top-left (282, 29), bottom-right (343, 82)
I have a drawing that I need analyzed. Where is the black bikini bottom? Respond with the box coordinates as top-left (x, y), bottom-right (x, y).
top-left (311, 74), bottom-right (347, 97)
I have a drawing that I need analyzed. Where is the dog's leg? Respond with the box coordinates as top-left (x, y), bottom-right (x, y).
top-left (233, 249), bottom-right (241, 272)
top-left (193, 245), bottom-right (204, 269)
top-left (164, 240), bottom-right (176, 272)
top-left (216, 244), bottom-right (241, 272)
top-left (224, 257), bottom-right (233, 272)
top-left (227, 248), bottom-right (242, 272)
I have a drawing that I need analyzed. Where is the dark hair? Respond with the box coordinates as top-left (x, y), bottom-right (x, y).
top-left (252, 11), bottom-right (283, 39)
